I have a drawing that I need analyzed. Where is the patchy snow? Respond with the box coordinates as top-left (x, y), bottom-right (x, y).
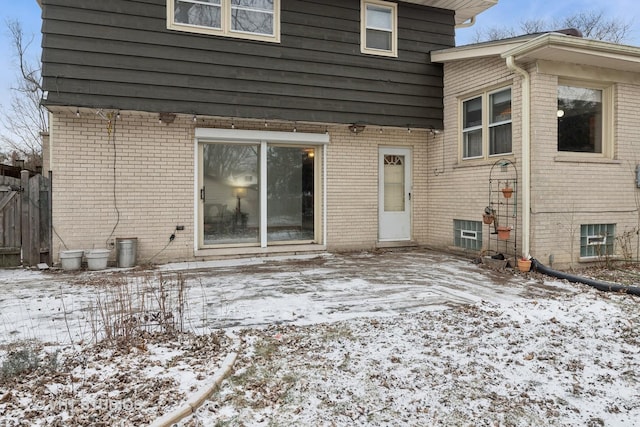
top-left (186, 289), bottom-right (640, 426)
top-left (0, 249), bottom-right (639, 425)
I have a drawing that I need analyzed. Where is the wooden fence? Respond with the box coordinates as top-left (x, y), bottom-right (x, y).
top-left (0, 171), bottom-right (51, 267)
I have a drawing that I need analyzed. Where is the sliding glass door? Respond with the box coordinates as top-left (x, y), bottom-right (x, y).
top-left (267, 146), bottom-right (315, 242)
top-left (200, 142), bottom-right (317, 247)
top-left (202, 143), bottom-right (260, 245)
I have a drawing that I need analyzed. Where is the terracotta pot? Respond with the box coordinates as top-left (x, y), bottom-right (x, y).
top-left (497, 226), bottom-right (511, 240)
top-left (482, 213), bottom-right (494, 224)
top-left (517, 259), bottom-right (532, 273)
top-left (501, 187), bottom-right (513, 198)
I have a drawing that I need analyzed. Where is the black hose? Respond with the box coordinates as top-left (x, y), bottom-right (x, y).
top-left (531, 258), bottom-right (640, 296)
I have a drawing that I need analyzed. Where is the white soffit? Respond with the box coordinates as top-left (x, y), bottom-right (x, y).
top-left (402, 0), bottom-right (498, 25)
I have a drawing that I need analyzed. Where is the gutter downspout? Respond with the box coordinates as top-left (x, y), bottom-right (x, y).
top-left (455, 16), bottom-right (476, 29)
top-left (505, 56), bottom-right (531, 257)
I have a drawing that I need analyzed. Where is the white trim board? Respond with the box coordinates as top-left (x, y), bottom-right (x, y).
top-left (195, 128), bottom-right (330, 145)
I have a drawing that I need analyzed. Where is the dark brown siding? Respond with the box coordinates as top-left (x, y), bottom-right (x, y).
top-left (41, 0), bottom-right (454, 128)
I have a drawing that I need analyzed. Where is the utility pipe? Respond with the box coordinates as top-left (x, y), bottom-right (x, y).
top-left (531, 258), bottom-right (640, 296)
top-left (504, 55), bottom-right (531, 258)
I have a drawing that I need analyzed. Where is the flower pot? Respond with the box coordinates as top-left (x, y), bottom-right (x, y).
top-left (482, 213), bottom-right (494, 224)
top-left (85, 249), bottom-right (111, 271)
top-left (496, 226), bottom-right (511, 240)
top-left (517, 259), bottom-right (532, 273)
top-left (60, 250), bottom-right (84, 271)
top-left (501, 187), bottom-right (513, 198)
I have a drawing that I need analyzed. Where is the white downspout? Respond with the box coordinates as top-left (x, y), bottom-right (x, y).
top-left (505, 56), bottom-right (531, 257)
top-left (455, 16), bottom-right (476, 29)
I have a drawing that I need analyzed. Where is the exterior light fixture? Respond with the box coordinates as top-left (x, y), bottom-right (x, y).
top-left (158, 112), bottom-right (176, 124)
top-left (348, 124), bottom-right (366, 134)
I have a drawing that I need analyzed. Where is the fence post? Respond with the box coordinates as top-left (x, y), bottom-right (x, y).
top-left (20, 170), bottom-right (31, 266)
top-left (29, 175), bottom-right (41, 266)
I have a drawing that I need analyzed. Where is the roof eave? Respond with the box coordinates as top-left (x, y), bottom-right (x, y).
top-left (502, 33), bottom-right (640, 59)
top-left (431, 39), bottom-right (529, 62)
top-left (401, 0), bottom-right (498, 25)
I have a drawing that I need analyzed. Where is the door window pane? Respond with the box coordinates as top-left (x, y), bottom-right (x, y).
top-left (202, 144), bottom-right (259, 245)
top-left (558, 85), bottom-right (603, 153)
top-left (267, 147), bottom-right (315, 242)
top-left (384, 155), bottom-right (404, 212)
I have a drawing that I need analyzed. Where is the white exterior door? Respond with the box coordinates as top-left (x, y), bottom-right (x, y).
top-left (379, 147), bottom-right (412, 241)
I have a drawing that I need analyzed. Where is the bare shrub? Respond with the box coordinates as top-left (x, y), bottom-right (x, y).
top-left (89, 273), bottom-right (187, 349)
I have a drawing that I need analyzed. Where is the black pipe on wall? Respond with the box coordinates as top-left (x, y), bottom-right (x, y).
top-left (531, 258), bottom-right (640, 296)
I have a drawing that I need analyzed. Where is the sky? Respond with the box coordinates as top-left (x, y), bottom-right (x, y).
top-left (0, 0), bottom-right (638, 139)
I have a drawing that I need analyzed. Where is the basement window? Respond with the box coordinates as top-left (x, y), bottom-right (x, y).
top-left (580, 223), bottom-right (615, 258)
top-left (454, 220), bottom-right (482, 251)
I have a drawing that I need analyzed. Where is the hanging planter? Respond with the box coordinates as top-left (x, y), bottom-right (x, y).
top-left (501, 186), bottom-right (513, 198)
top-left (496, 226), bottom-right (511, 240)
top-left (517, 258), bottom-right (532, 273)
top-left (482, 213), bottom-right (494, 224)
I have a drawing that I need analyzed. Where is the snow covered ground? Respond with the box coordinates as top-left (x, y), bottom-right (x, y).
top-left (0, 250), bottom-right (638, 426)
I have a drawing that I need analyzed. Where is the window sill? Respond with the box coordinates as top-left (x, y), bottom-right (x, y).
top-left (578, 255), bottom-right (620, 263)
top-left (554, 154), bottom-right (620, 165)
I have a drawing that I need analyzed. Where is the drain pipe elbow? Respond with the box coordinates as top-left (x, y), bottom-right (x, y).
top-left (505, 55), bottom-right (531, 258)
top-left (455, 16), bottom-right (476, 29)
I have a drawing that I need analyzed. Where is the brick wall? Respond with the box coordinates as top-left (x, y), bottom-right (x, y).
top-left (529, 75), bottom-right (640, 268)
top-left (325, 126), bottom-right (430, 251)
top-left (49, 110), bottom-right (432, 264)
top-left (432, 54), bottom-right (640, 268)
top-left (426, 57), bottom-right (522, 257)
top-left (50, 110), bottom-right (194, 265)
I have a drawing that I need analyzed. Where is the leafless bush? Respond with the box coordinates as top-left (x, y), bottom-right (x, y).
top-left (89, 273), bottom-right (187, 349)
top-left (616, 227), bottom-right (638, 262)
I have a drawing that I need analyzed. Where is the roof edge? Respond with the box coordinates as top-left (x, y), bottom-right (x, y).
top-left (431, 38), bottom-right (530, 62)
top-left (501, 33), bottom-right (640, 60)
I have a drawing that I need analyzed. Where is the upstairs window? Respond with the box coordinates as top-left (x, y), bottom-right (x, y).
top-left (168, 0), bottom-right (280, 42)
top-left (361, 0), bottom-right (398, 57)
top-left (461, 87), bottom-right (512, 160)
top-left (557, 82), bottom-right (612, 155)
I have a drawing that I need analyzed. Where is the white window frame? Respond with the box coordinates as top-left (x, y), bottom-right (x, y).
top-left (168, 0), bottom-right (281, 43)
top-left (461, 230), bottom-right (478, 240)
top-left (460, 86), bottom-right (513, 161)
top-left (587, 235), bottom-right (607, 246)
top-left (556, 79), bottom-right (614, 159)
top-left (360, 0), bottom-right (398, 58)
